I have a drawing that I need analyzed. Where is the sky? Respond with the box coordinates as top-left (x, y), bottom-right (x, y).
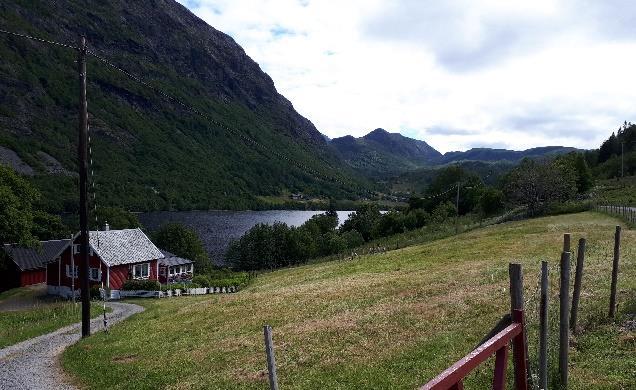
top-left (179, 0), bottom-right (636, 153)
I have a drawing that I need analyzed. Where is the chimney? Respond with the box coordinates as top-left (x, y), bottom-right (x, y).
top-left (104, 221), bottom-right (110, 231)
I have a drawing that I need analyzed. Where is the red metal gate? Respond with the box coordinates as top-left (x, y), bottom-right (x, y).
top-left (420, 309), bottom-right (528, 390)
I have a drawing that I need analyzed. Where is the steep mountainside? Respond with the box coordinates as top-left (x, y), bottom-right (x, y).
top-left (0, 0), bottom-right (368, 212)
top-left (437, 146), bottom-right (579, 165)
top-left (330, 128), bottom-right (441, 178)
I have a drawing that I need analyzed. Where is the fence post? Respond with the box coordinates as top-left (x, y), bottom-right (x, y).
top-left (509, 263), bottom-right (531, 388)
top-left (563, 233), bottom-right (571, 252)
top-left (539, 260), bottom-right (549, 390)
top-left (559, 251), bottom-right (571, 388)
top-left (263, 325), bottom-right (279, 390)
top-left (609, 225), bottom-right (621, 318)
top-left (570, 238), bottom-right (586, 333)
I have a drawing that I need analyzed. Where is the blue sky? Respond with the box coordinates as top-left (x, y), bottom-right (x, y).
top-left (179, 0), bottom-right (636, 153)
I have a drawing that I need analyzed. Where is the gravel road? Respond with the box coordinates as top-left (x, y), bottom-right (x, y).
top-left (0, 302), bottom-right (144, 389)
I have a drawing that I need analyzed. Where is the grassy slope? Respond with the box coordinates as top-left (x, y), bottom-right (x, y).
top-left (0, 289), bottom-right (109, 349)
top-left (63, 212), bottom-right (635, 389)
top-left (592, 175), bottom-right (636, 206)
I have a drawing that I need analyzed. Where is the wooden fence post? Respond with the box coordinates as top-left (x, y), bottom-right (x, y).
top-left (609, 225), bottom-right (621, 318)
top-left (563, 233), bottom-right (571, 252)
top-left (570, 238), bottom-right (586, 333)
top-left (559, 251), bottom-right (571, 388)
top-left (263, 325), bottom-right (279, 390)
top-left (509, 263), bottom-right (531, 388)
top-left (539, 261), bottom-right (549, 390)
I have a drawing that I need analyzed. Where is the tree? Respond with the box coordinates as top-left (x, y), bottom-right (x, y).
top-left (0, 164), bottom-right (68, 245)
top-left (152, 222), bottom-right (210, 273)
top-left (93, 207), bottom-right (141, 230)
top-left (478, 188), bottom-right (505, 217)
top-left (340, 203), bottom-right (382, 241)
top-left (503, 159), bottom-right (576, 215)
top-left (0, 165), bottom-right (39, 246)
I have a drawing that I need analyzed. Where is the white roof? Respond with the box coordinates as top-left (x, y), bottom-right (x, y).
top-left (89, 228), bottom-right (164, 267)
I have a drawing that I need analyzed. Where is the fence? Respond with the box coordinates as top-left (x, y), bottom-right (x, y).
top-left (261, 224), bottom-right (626, 389)
top-left (595, 203), bottom-right (636, 224)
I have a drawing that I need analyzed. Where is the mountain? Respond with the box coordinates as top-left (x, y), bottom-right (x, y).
top-left (330, 128), bottom-right (442, 178)
top-left (0, 0), bottom-right (368, 212)
top-left (436, 146), bottom-right (579, 165)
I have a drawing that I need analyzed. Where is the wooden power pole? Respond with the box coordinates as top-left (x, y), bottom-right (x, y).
top-left (78, 36), bottom-right (91, 338)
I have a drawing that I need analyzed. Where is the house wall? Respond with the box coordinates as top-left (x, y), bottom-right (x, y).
top-left (46, 245), bottom-right (104, 290)
top-left (19, 268), bottom-right (46, 287)
top-left (109, 259), bottom-right (158, 289)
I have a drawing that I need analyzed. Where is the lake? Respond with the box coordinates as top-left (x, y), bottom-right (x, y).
top-left (139, 210), bottom-right (354, 265)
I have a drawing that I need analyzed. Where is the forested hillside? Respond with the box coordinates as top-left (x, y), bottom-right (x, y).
top-left (0, 0), bottom-right (369, 212)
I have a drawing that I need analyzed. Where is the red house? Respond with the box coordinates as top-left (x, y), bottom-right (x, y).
top-left (46, 228), bottom-right (164, 298)
top-left (2, 240), bottom-right (69, 289)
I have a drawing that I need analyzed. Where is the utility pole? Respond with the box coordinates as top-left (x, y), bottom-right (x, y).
top-left (621, 141), bottom-right (624, 178)
top-left (78, 36), bottom-right (91, 338)
top-left (455, 182), bottom-right (460, 234)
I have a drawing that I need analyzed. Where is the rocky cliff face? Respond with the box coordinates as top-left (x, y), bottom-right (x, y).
top-left (0, 0), bottom-right (362, 211)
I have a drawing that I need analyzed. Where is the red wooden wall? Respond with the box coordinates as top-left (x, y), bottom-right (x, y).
top-left (19, 269), bottom-right (46, 287)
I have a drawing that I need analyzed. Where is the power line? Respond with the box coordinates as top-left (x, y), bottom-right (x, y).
top-left (0, 26), bottom-right (363, 195)
top-left (85, 48), bottom-right (369, 195)
top-left (0, 28), bottom-right (77, 50)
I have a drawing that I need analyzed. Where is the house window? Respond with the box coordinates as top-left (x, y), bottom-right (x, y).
top-left (133, 263), bottom-right (150, 279)
top-left (66, 264), bottom-right (79, 279)
top-left (185, 264), bottom-right (192, 272)
top-left (160, 267), bottom-right (166, 276)
top-left (89, 267), bottom-right (101, 281)
top-left (72, 244), bottom-right (80, 255)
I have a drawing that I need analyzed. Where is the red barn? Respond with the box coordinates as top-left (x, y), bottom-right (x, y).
top-left (2, 240), bottom-right (69, 289)
top-left (46, 228), bottom-right (164, 298)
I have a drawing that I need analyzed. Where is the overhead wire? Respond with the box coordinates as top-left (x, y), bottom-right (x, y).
top-left (0, 28), bottom-right (77, 50)
top-left (0, 26), bottom-right (498, 203)
top-left (85, 48), bottom-right (369, 196)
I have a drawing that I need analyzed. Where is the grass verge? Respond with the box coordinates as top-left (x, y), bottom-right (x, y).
top-left (63, 212), bottom-right (634, 389)
top-left (0, 297), bottom-right (111, 349)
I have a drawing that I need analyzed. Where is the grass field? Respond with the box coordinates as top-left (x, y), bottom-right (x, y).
top-left (63, 212), bottom-right (635, 389)
top-left (0, 288), bottom-right (110, 349)
top-left (592, 175), bottom-right (636, 206)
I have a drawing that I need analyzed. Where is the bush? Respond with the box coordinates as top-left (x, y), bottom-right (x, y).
top-left (89, 285), bottom-right (102, 299)
top-left (121, 279), bottom-right (160, 291)
top-left (192, 275), bottom-right (211, 287)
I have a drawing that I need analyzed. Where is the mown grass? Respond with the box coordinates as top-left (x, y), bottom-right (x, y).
top-left (0, 299), bottom-right (111, 349)
top-left (62, 212), bottom-right (635, 389)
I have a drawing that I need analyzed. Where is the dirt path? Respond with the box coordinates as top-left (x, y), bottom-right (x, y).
top-left (0, 302), bottom-right (143, 389)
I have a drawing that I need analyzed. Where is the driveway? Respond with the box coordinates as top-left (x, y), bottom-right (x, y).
top-left (0, 302), bottom-right (144, 389)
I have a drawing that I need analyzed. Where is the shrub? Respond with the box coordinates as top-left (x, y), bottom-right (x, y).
top-left (121, 279), bottom-right (160, 291)
top-left (192, 275), bottom-right (211, 287)
top-left (89, 285), bottom-right (102, 299)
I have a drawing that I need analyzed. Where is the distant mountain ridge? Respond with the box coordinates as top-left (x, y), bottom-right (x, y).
top-left (330, 128), bottom-right (441, 177)
top-left (437, 146), bottom-right (580, 165)
top-left (330, 128), bottom-right (578, 178)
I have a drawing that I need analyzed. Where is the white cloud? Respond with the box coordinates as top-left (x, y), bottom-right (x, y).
top-left (178, 0), bottom-right (636, 153)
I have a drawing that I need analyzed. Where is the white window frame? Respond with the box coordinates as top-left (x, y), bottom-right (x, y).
top-left (89, 267), bottom-right (102, 282)
top-left (65, 264), bottom-right (79, 279)
top-left (132, 263), bottom-right (150, 280)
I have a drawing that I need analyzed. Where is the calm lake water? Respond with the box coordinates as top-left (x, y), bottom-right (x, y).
top-left (139, 210), bottom-right (353, 265)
